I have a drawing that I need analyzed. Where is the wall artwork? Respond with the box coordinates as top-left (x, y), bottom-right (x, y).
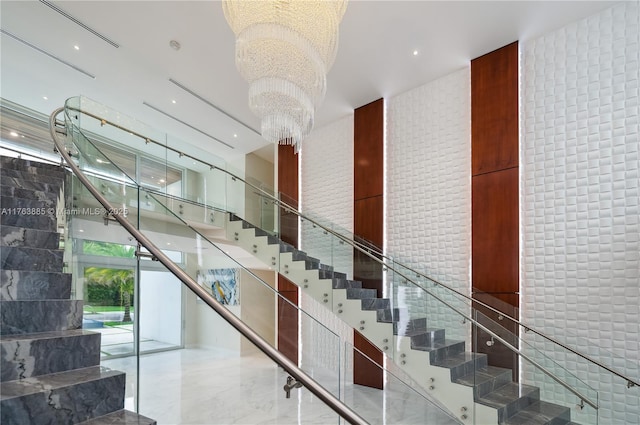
top-left (197, 268), bottom-right (239, 305)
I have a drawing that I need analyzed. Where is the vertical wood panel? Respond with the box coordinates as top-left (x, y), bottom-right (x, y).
top-left (471, 41), bottom-right (519, 176)
top-left (472, 168), bottom-right (519, 293)
top-left (353, 99), bottom-right (384, 389)
top-left (471, 42), bottom-right (519, 376)
top-left (354, 99), bottom-right (384, 201)
top-left (277, 144), bottom-right (299, 362)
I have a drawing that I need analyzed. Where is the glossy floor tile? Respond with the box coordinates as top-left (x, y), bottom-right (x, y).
top-left (103, 348), bottom-right (460, 425)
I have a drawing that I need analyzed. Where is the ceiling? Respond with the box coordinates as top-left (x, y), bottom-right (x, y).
top-left (1, 1), bottom-right (620, 165)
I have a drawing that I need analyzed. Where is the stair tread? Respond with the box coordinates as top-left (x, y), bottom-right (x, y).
top-left (454, 365), bottom-right (513, 387)
top-left (1, 225), bottom-right (60, 249)
top-left (0, 366), bottom-right (123, 399)
top-left (0, 328), bottom-right (98, 343)
top-left (476, 382), bottom-right (539, 409)
top-left (411, 338), bottom-right (463, 352)
top-left (503, 400), bottom-right (571, 425)
top-left (79, 409), bottom-right (157, 425)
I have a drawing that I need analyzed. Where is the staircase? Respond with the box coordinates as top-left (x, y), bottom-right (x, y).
top-left (226, 214), bottom-right (582, 425)
top-left (0, 157), bottom-right (155, 425)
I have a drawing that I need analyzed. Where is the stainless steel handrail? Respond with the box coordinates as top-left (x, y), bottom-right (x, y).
top-left (66, 101), bottom-right (638, 390)
top-left (49, 107), bottom-right (370, 425)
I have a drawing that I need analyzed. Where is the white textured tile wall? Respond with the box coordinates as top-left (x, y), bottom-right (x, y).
top-left (521, 2), bottom-right (639, 423)
top-left (300, 115), bottom-right (354, 277)
top-left (387, 68), bottom-right (472, 341)
top-left (299, 115), bottom-right (355, 369)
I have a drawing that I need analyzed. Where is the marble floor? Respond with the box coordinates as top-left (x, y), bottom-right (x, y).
top-left (103, 348), bottom-right (461, 425)
top-left (95, 324), bottom-right (176, 357)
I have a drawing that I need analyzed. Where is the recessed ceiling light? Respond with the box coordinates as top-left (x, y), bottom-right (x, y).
top-left (172, 100), bottom-right (177, 104)
top-left (233, 133), bottom-right (238, 138)
top-left (78, 229), bottom-right (84, 233)
top-left (166, 242), bottom-right (171, 246)
top-left (43, 96), bottom-right (48, 100)
top-left (159, 179), bottom-right (165, 183)
top-left (413, 50), bottom-right (419, 56)
top-left (74, 45), bottom-right (80, 50)
top-left (9, 131), bottom-right (18, 137)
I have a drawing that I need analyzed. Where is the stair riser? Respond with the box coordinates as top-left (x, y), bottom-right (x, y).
top-left (1, 246), bottom-right (64, 272)
top-left (472, 371), bottom-right (513, 398)
top-left (0, 168), bottom-right (65, 185)
top-left (361, 298), bottom-right (390, 310)
top-left (1, 176), bottom-right (61, 194)
top-left (0, 210), bottom-right (58, 232)
top-left (426, 341), bottom-right (466, 363)
top-left (318, 269), bottom-right (346, 279)
top-left (0, 185), bottom-right (59, 203)
top-left (448, 357), bottom-right (489, 381)
top-left (496, 388), bottom-right (540, 423)
top-left (332, 279), bottom-right (362, 289)
top-left (0, 373), bottom-right (125, 425)
top-left (409, 329), bottom-right (446, 346)
top-left (1, 270), bottom-right (72, 301)
top-left (393, 317), bottom-right (428, 335)
top-left (346, 288), bottom-right (377, 299)
top-left (1, 194), bottom-right (57, 210)
top-left (1, 333), bottom-right (101, 382)
top-left (1, 226), bottom-right (60, 250)
top-left (0, 300), bottom-right (83, 335)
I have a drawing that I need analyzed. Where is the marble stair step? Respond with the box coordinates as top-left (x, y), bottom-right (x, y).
top-left (1, 329), bottom-right (101, 382)
top-left (0, 185), bottom-right (59, 203)
top-left (503, 400), bottom-right (572, 425)
top-left (0, 365), bottom-right (125, 425)
top-left (406, 327), bottom-right (446, 345)
top-left (1, 225), bottom-right (60, 250)
top-left (1, 205), bottom-right (58, 232)
top-left (393, 317), bottom-right (428, 335)
top-left (318, 269), bottom-right (346, 279)
top-left (410, 338), bottom-right (466, 363)
top-left (1, 246), bottom-right (64, 272)
top-left (346, 287), bottom-right (377, 299)
top-left (279, 242), bottom-right (295, 253)
top-left (476, 382), bottom-right (540, 423)
top-left (332, 278), bottom-right (362, 289)
top-left (361, 298), bottom-right (390, 311)
top-left (453, 365), bottom-right (513, 397)
top-left (376, 308), bottom-right (394, 322)
top-left (0, 158), bottom-right (66, 178)
top-left (431, 351), bottom-right (489, 381)
top-left (79, 409), bottom-right (157, 425)
top-left (0, 300), bottom-right (83, 335)
top-left (1, 192), bottom-right (57, 209)
top-left (1, 175), bottom-right (61, 194)
top-left (0, 168), bottom-right (65, 186)
top-left (1, 270), bottom-right (72, 301)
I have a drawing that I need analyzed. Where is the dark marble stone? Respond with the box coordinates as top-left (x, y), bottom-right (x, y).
top-left (476, 382), bottom-right (540, 423)
top-left (346, 287), bottom-right (377, 299)
top-left (360, 298), bottom-right (390, 310)
top-left (1, 330), bottom-right (101, 382)
top-left (393, 317), bottom-right (428, 335)
top-left (266, 235), bottom-right (279, 245)
top-left (406, 327), bottom-right (446, 346)
top-left (1, 193), bottom-right (57, 210)
top-left (80, 409), bottom-right (157, 425)
top-left (332, 279), bottom-right (362, 289)
top-left (0, 366), bottom-right (125, 425)
top-left (410, 338), bottom-right (466, 363)
top-left (0, 300), bottom-right (83, 335)
top-left (318, 269), bottom-right (346, 279)
top-left (0, 185), bottom-right (58, 203)
top-left (0, 209), bottom-right (57, 232)
top-left (0, 270), bottom-right (72, 301)
top-left (376, 308), bottom-right (394, 322)
top-left (0, 169), bottom-right (65, 186)
top-left (279, 242), bottom-right (295, 253)
top-left (1, 175), bottom-right (60, 194)
top-left (254, 227), bottom-right (269, 237)
top-left (503, 400), bottom-right (571, 425)
top-left (291, 249), bottom-right (308, 261)
top-left (1, 246), bottom-right (64, 272)
top-left (0, 158), bottom-right (65, 179)
top-left (431, 351), bottom-right (488, 381)
top-left (454, 365), bottom-right (513, 397)
top-left (1, 226), bottom-right (60, 249)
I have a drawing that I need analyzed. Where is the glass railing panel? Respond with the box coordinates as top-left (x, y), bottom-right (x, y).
top-left (473, 308), bottom-right (599, 424)
top-left (341, 342), bottom-right (463, 424)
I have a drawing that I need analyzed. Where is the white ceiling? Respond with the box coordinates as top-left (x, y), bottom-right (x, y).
top-left (1, 1), bottom-right (620, 165)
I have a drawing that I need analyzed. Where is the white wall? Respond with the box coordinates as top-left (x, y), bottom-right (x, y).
top-left (240, 269), bottom-right (276, 356)
top-left (300, 115), bottom-right (354, 278)
top-left (139, 270), bottom-right (181, 347)
top-left (521, 2), bottom-right (639, 423)
top-left (386, 67), bottom-right (472, 341)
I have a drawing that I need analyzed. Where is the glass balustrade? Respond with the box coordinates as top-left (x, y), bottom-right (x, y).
top-left (55, 94), bottom-right (640, 424)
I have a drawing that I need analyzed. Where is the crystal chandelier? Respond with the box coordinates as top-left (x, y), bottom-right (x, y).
top-left (222, 0), bottom-right (348, 152)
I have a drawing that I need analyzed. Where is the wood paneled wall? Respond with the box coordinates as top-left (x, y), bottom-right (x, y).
top-left (471, 42), bottom-right (519, 377)
top-left (353, 98), bottom-right (384, 389)
top-left (277, 144), bottom-right (299, 364)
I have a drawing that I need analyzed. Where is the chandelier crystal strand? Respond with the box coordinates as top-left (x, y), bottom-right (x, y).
top-left (223, 0), bottom-right (348, 152)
